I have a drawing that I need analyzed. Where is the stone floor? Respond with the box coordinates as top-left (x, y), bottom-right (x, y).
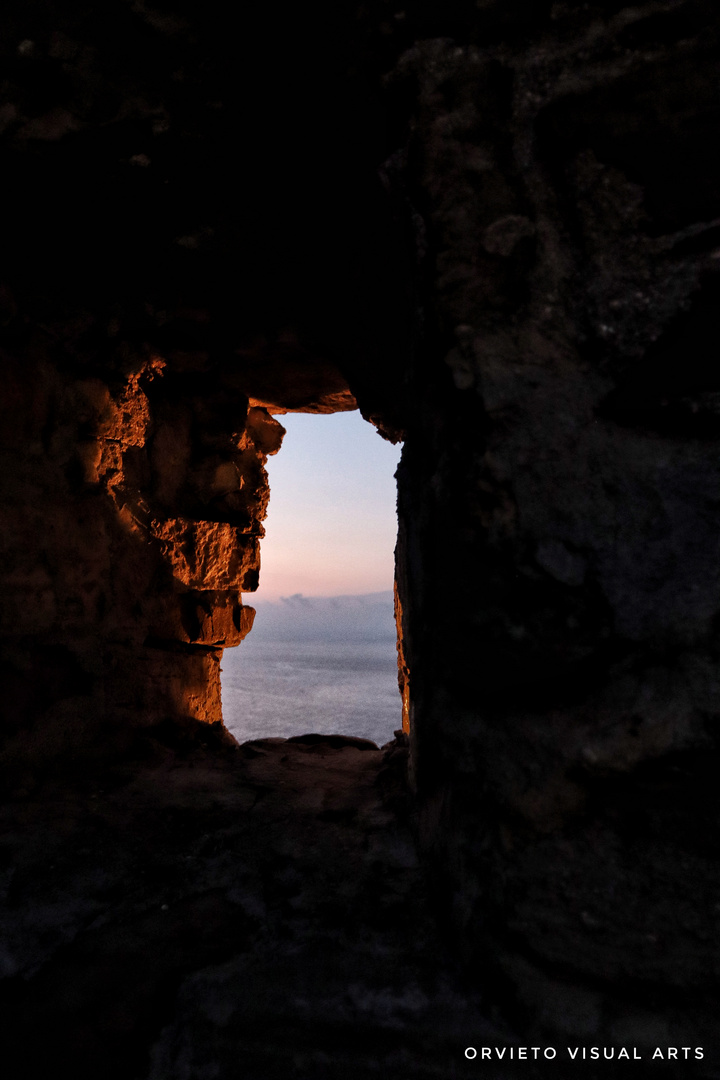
top-left (1, 730), bottom-right (711, 1080)
top-left (0, 731), bottom-right (505, 1080)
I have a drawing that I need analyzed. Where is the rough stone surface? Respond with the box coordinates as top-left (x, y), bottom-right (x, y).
top-left (389, 0), bottom-right (720, 1049)
top-left (0, 735), bottom-right (501, 1080)
top-left (0, 348), bottom-right (280, 777)
top-left (1, 0), bottom-right (720, 1073)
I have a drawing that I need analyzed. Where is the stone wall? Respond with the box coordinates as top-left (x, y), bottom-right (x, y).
top-left (0, 0), bottom-right (386, 779)
top-left (389, 0), bottom-right (720, 1046)
top-left (1, 0), bottom-right (719, 1056)
top-left (0, 341), bottom-right (287, 775)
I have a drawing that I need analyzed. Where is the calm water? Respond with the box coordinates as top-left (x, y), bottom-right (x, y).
top-left (221, 637), bottom-right (401, 747)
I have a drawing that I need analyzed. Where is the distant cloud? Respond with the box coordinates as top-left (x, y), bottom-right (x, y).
top-left (248, 591), bottom-right (395, 642)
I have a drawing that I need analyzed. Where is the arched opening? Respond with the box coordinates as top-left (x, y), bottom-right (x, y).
top-left (221, 411), bottom-right (402, 746)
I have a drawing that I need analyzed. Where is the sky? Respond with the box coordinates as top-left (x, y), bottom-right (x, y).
top-left (251, 410), bottom-right (402, 601)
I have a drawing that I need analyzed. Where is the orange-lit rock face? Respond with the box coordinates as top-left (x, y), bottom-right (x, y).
top-left (0, 347), bottom-right (286, 769)
top-left (147, 520), bottom-right (260, 592)
top-left (394, 582), bottom-right (410, 737)
top-left (0, 0), bottom-right (412, 774)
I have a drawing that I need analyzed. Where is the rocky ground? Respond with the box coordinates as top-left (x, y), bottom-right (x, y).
top-left (0, 732), bottom-right (505, 1080)
top-left (2, 729), bottom-right (711, 1080)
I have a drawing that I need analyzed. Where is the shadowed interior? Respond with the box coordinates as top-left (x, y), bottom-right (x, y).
top-left (1, 2), bottom-right (719, 1076)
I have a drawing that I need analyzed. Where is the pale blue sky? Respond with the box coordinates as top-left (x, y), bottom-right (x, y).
top-left (252, 411), bottom-right (402, 601)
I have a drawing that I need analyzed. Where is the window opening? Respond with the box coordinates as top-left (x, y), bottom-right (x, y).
top-left (221, 410), bottom-right (402, 746)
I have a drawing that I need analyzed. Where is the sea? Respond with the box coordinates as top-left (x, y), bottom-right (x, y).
top-left (220, 592), bottom-right (401, 748)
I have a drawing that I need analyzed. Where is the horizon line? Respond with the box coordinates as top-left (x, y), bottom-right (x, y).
top-left (245, 588), bottom-right (395, 605)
